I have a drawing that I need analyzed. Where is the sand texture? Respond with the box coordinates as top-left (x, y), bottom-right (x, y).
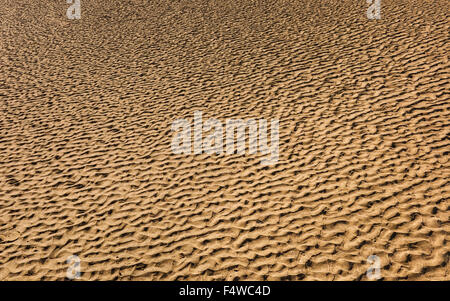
top-left (0, 0), bottom-right (449, 280)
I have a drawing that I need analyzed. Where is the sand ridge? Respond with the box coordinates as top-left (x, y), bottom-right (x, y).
top-left (0, 0), bottom-right (449, 280)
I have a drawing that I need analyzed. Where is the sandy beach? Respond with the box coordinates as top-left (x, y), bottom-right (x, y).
top-left (0, 0), bottom-right (448, 280)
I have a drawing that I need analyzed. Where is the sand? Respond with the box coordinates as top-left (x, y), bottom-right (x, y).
top-left (0, 0), bottom-right (448, 280)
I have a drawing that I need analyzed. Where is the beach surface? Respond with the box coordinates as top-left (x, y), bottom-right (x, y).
top-left (0, 0), bottom-right (449, 280)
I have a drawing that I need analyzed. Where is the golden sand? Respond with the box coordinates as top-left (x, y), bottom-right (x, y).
top-left (0, 0), bottom-right (448, 280)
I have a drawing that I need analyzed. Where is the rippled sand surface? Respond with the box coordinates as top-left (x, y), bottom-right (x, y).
top-left (0, 0), bottom-right (449, 280)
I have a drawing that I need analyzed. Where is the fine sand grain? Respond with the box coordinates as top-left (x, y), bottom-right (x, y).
top-left (0, 0), bottom-right (449, 280)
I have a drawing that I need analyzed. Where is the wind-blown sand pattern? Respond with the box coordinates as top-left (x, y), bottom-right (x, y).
top-left (0, 0), bottom-right (449, 280)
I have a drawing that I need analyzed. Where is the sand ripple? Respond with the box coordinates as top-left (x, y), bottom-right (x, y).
top-left (0, 0), bottom-right (448, 280)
